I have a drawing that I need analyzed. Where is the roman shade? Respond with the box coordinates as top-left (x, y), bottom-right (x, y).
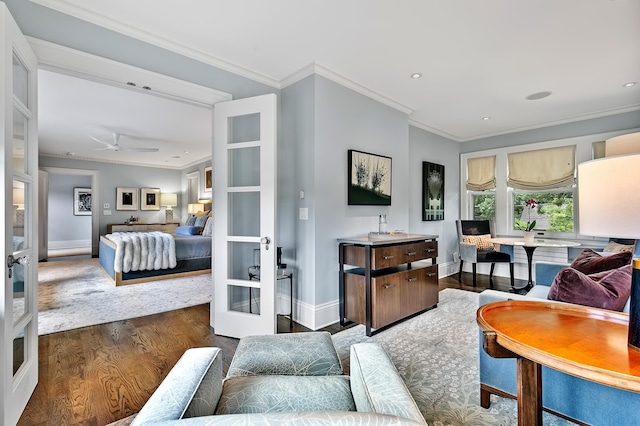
top-left (507, 145), bottom-right (576, 190)
top-left (466, 156), bottom-right (496, 191)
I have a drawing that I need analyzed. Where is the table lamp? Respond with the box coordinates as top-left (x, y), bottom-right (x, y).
top-left (578, 140), bottom-right (640, 351)
top-left (160, 193), bottom-right (178, 223)
top-left (187, 203), bottom-right (204, 215)
top-left (13, 187), bottom-right (24, 227)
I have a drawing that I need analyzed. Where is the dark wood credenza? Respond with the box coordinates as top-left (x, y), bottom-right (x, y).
top-left (338, 234), bottom-right (439, 336)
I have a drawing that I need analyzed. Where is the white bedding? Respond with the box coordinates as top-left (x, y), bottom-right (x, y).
top-left (107, 231), bottom-right (177, 273)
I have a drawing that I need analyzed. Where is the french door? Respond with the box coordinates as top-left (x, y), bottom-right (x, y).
top-left (213, 94), bottom-right (277, 338)
top-left (1, 3), bottom-right (39, 425)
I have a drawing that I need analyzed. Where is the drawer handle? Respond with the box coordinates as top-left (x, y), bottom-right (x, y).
top-left (383, 255), bottom-right (395, 260)
top-left (425, 248), bottom-right (435, 253)
top-left (427, 272), bottom-right (436, 277)
top-left (383, 283), bottom-right (395, 289)
top-left (406, 251), bottom-right (417, 256)
top-left (407, 277), bottom-right (418, 282)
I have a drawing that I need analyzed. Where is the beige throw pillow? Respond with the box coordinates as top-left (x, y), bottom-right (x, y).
top-left (462, 234), bottom-right (493, 250)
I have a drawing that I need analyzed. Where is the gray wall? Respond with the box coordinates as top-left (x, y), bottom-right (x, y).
top-left (40, 156), bottom-right (183, 236)
top-left (47, 174), bottom-right (91, 246)
top-left (408, 126), bottom-right (461, 277)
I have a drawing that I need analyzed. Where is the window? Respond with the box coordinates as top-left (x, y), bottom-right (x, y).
top-left (472, 192), bottom-right (495, 220)
top-left (512, 190), bottom-right (574, 232)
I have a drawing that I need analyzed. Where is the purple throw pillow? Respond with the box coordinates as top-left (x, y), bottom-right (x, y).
top-left (547, 265), bottom-right (632, 312)
top-left (569, 248), bottom-right (632, 275)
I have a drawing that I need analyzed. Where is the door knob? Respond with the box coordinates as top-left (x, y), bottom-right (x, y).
top-left (260, 236), bottom-right (271, 250)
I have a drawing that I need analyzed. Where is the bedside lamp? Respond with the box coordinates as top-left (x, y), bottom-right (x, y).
top-left (187, 203), bottom-right (204, 215)
top-left (578, 134), bottom-right (640, 351)
top-left (13, 187), bottom-right (24, 227)
top-left (160, 193), bottom-right (178, 223)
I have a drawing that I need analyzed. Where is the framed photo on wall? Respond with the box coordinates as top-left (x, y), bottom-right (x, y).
top-left (204, 166), bottom-right (212, 192)
top-left (422, 161), bottom-right (445, 221)
top-left (347, 149), bottom-right (392, 205)
top-left (116, 187), bottom-right (138, 211)
top-left (73, 187), bottom-right (92, 216)
top-left (140, 187), bottom-right (161, 210)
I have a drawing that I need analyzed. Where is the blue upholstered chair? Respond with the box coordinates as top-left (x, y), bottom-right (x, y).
top-left (131, 332), bottom-right (426, 425)
top-left (456, 220), bottom-right (514, 288)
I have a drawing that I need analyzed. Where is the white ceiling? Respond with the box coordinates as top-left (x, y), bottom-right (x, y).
top-left (34, 0), bottom-right (640, 167)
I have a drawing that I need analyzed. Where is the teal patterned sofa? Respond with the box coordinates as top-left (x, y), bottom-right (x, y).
top-left (131, 332), bottom-right (426, 425)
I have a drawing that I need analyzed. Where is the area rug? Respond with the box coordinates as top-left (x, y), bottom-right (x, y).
top-left (37, 258), bottom-right (212, 335)
top-left (331, 288), bottom-right (573, 426)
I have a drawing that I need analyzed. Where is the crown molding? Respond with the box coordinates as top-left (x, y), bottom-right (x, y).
top-left (29, 0), bottom-right (280, 88)
top-left (281, 63), bottom-right (414, 116)
top-left (39, 152), bottom-right (208, 171)
top-left (408, 119), bottom-right (463, 142)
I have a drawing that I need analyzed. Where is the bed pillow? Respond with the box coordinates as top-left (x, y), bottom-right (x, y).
top-left (569, 248), bottom-right (632, 275)
top-left (603, 241), bottom-right (635, 254)
top-left (194, 216), bottom-right (208, 228)
top-left (185, 215), bottom-right (197, 226)
top-left (547, 265), bottom-right (632, 312)
top-left (202, 217), bottom-right (213, 237)
top-left (176, 226), bottom-right (203, 236)
top-left (462, 234), bottom-right (493, 250)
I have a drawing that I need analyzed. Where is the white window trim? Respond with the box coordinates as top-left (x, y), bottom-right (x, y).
top-left (460, 128), bottom-right (640, 240)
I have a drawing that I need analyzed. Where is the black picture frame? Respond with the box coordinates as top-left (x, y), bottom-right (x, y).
top-left (73, 187), bottom-right (92, 216)
top-left (348, 149), bottom-right (392, 206)
top-left (422, 161), bottom-right (445, 221)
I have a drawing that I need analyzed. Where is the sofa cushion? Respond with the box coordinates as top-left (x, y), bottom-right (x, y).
top-left (462, 234), bottom-right (493, 250)
top-left (569, 248), bottom-right (632, 275)
top-left (547, 265), bottom-right (632, 311)
top-left (227, 332), bottom-right (343, 378)
top-left (216, 375), bottom-right (355, 415)
top-left (603, 241), bottom-right (635, 253)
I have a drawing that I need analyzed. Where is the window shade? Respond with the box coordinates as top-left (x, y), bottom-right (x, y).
top-left (466, 156), bottom-right (496, 190)
top-left (507, 145), bottom-right (576, 190)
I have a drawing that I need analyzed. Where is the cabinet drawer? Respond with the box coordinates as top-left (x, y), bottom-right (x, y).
top-left (371, 241), bottom-right (437, 268)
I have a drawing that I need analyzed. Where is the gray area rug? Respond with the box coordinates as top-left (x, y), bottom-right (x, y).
top-left (332, 288), bottom-right (572, 426)
top-left (37, 258), bottom-right (212, 335)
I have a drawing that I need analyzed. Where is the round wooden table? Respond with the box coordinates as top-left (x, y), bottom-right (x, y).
top-left (477, 300), bottom-right (640, 425)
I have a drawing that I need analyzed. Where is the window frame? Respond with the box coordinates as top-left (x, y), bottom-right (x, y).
top-left (460, 129), bottom-right (639, 242)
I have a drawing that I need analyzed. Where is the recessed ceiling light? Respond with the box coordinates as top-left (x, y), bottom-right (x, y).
top-left (623, 82), bottom-right (637, 87)
top-left (482, 116), bottom-right (491, 121)
top-left (184, 151), bottom-right (189, 154)
top-left (525, 91), bottom-right (552, 101)
top-left (410, 73), bottom-right (422, 79)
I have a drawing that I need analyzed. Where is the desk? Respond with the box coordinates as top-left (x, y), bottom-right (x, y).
top-left (490, 238), bottom-right (580, 292)
top-left (248, 267), bottom-right (294, 327)
top-left (477, 300), bottom-right (640, 426)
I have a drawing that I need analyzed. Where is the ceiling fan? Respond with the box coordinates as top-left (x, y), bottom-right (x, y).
top-left (89, 132), bottom-right (159, 152)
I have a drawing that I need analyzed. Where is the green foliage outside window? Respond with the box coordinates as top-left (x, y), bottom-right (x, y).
top-left (473, 194), bottom-right (495, 220)
top-left (513, 192), bottom-right (574, 232)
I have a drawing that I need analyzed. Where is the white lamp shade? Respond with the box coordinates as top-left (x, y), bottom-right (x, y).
top-left (578, 153), bottom-right (640, 239)
top-left (160, 193), bottom-right (177, 207)
top-left (13, 188), bottom-right (24, 207)
top-left (187, 203), bottom-right (205, 214)
top-left (605, 132), bottom-right (640, 157)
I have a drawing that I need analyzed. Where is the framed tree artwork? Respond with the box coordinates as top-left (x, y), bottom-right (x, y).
top-left (347, 149), bottom-right (392, 205)
top-left (140, 187), bottom-right (161, 210)
top-left (73, 187), bottom-right (92, 216)
top-left (204, 166), bottom-right (212, 192)
top-left (422, 161), bottom-right (445, 221)
top-left (116, 187), bottom-right (138, 211)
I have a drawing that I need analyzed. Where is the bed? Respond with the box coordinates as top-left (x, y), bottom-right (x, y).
top-left (99, 230), bottom-right (212, 286)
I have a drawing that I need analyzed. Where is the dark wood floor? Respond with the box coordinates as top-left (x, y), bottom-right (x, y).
top-left (18, 272), bottom-right (523, 426)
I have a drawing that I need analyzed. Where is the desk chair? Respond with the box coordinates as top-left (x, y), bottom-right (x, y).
top-left (456, 220), bottom-right (514, 288)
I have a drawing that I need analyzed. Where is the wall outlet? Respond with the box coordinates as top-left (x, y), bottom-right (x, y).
top-left (104, 210), bottom-right (112, 216)
top-left (103, 203), bottom-right (110, 209)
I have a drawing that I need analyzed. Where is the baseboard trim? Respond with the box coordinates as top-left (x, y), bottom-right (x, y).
top-left (48, 239), bottom-right (91, 250)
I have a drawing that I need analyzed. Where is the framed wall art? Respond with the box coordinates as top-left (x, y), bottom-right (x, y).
top-left (347, 149), bottom-right (392, 206)
top-left (204, 166), bottom-right (212, 192)
top-left (140, 187), bottom-right (161, 210)
top-left (116, 187), bottom-right (138, 211)
top-left (422, 161), bottom-right (445, 221)
top-left (73, 187), bottom-right (92, 216)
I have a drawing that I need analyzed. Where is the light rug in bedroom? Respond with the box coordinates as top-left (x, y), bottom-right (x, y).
top-left (331, 288), bottom-right (574, 426)
top-left (37, 258), bottom-right (211, 335)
